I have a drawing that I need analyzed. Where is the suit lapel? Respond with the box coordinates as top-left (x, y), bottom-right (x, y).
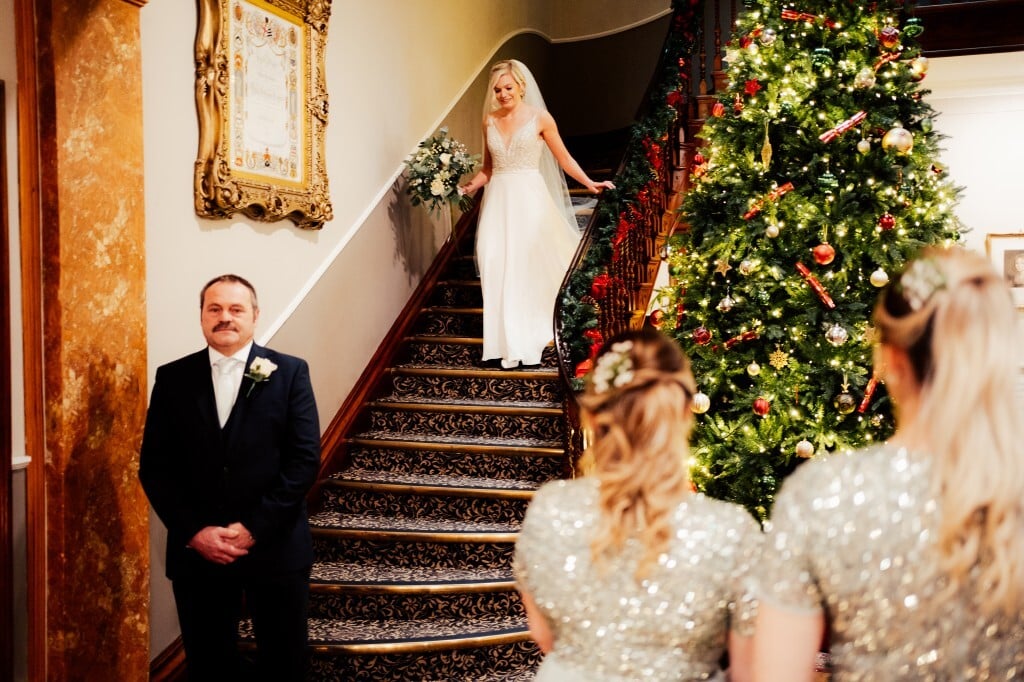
top-left (192, 350), bottom-right (221, 435)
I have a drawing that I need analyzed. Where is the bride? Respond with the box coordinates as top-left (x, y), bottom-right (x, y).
top-left (460, 60), bottom-right (613, 369)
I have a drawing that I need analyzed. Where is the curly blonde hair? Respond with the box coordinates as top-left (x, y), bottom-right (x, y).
top-left (484, 60), bottom-right (528, 116)
top-left (578, 329), bottom-right (698, 580)
top-left (875, 245), bottom-right (1024, 617)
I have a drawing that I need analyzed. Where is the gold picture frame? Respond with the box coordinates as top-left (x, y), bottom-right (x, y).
top-left (194, 0), bottom-right (332, 230)
top-left (985, 233), bottom-right (1024, 309)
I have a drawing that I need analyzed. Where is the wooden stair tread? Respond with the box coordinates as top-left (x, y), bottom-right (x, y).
top-left (388, 364), bottom-right (559, 379)
top-left (303, 617), bottom-right (529, 653)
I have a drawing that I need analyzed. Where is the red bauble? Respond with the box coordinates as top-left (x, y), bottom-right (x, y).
top-left (693, 326), bottom-right (712, 345)
top-left (575, 358), bottom-right (593, 378)
top-left (693, 152), bottom-right (705, 165)
top-left (753, 396), bottom-right (771, 417)
top-left (812, 243), bottom-right (836, 265)
top-left (879, 26), bottom-right (900, 49)
top-left (648, 309), bottom-right (665, 328)
top-left (878, 213), bottom-right (896, 231)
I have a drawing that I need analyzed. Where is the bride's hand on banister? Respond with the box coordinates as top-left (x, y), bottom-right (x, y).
top-left (590, 180), bottom-right (615, 193)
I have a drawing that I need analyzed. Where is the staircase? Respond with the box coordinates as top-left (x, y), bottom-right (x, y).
top-left (280, 224), bottom-right (573, 680)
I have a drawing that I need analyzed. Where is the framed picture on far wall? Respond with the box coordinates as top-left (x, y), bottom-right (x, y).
top-left (194, 0), bottom-right (333, 229)
top-left (985, 233), bottom-right (1024, 309)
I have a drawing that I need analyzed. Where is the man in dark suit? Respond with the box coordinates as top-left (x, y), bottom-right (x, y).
top-left (140, 274), bottom-right (320, 681)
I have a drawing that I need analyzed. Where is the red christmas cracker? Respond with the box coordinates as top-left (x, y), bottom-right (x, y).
top-left (857, 374), bottom-right (880, 413)
top-left (724, 330), bottom-right (760, 349)
top-left (795, 261), bottom-right (836, 309)
top-left (742, 182), bottom-right (795, 220)
top-left (873, 51), bottom-right (902, 71)
top-left (819, 111), bottom-right (867, 143)
top-left (781, 9), bottom-right (836, 29)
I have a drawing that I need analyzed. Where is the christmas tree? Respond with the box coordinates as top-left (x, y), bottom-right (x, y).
top-left (662, 0), bottom-right (961, 518)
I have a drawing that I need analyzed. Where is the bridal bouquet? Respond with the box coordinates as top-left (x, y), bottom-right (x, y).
top-left (405, 127), bottom-right (479, 214)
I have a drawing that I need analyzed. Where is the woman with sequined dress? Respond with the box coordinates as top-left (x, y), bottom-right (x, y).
top-left (514, 329), bottom-right (761, 681)
top-left (458, 60), bottom-right (613, 369)
top-left (755, 247), bottom-right (1024, 680)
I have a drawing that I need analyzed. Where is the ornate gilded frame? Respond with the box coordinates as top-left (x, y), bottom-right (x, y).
top-left (194, 0), bottom-right (332, 229)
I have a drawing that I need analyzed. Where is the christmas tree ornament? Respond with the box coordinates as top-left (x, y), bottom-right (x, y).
top-left (766, 223), bottom-right (780, 238)
top-left (858, 374), bottom-right (880, 413)
top-left (825, 323), bottom-right (849, 346)
top-left (753, 396), bottom-right (771, 417)
top-left (834, 390), bottom-right (857, 415)
top-left (739, 259), bottom-right (756, 275)
top-left (882, 126), bottom-right (914, 154)
top-left (920, 118), bottom-right (933, 133)
top-left (795, 439), bottom-right (814, 458)
top-left (743, 182), bottom-right (795, 219)
top-left (659, 243), bottom-right (673, 260)
top-left (733, 93), bottom-right (744, 113)
top-left (714, 259), bottom-right (733, 276)
top-left (693, 326), bottom-right (712, 345)
top-left (903, 17), bottom-right (925, 38)
top-left (812, 47), bottom-right (834, 70)
top-left (910, 56), bottom-right (929, 79)
top-left (819, 110), bottom-right (866, 143)
top-left (817, 171), bottom-right (839, 193)
top-left (747, 361), bottom-right (761, 377)
top-left (795, 262), bottom-right (837, 309)
top-left (812, 243), bottom-right (836, 265)
top-left (853, 67), bottom-right (876, 89)
top-left (879, 26), bottom-right (901, 49)
top-left (870, 268), bottom-right (890, 287)
top-left (691, 391), bottom-right (711, 414)
top-left (878, 212), bottom-right (896, 230)
top-left (760, 28), bottom-right (777, 46)
top-left (768, 347), bottom-right (789, 369)
top-left (724, 330), bottom-right (760, 349)
top-left (574, 358), bottom-right (594, 378)
top-left (761, 121), bottom-right (773, 168)
top-left (717, 293), bottom-right (736, 312)
top-left (856, 139), bottom-right (871, 154)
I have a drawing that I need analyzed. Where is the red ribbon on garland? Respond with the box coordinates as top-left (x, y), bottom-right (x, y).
top-left (819, 110), bottom-right (867, 143)
top-left (795, 261), bottom-right (837, 309)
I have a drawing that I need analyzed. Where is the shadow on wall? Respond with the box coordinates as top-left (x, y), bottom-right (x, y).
top-left (387, 178), bottom-right (449, 286)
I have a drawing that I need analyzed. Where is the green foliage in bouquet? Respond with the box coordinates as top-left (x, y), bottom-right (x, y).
top-left (405, 127), bottom-right (479, 214)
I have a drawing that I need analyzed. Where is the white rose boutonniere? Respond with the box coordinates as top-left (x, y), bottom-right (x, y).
top-left (245, 357), bottom-right (278, 396)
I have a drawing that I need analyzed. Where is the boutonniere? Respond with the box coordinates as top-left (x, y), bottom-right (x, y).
top-left (244, 357), bottom-right (278, 396)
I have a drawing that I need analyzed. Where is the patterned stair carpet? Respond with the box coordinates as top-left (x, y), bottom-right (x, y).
top-left (239, 219), bottom-right (580, 679)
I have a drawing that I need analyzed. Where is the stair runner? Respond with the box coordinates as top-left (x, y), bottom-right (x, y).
top-left (238, 216), bottom-right (582, 679)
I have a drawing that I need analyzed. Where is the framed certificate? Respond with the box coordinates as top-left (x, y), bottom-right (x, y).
top-left (194, 0), bottom-right (332, 229)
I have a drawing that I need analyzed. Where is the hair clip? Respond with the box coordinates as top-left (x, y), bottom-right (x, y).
top-left (591, 341), bottom-right (635, 394)
top-left (898, 258), bottom-right (946, 312)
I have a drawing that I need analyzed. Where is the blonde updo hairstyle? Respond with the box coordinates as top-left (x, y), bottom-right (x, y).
top-left (578, 328), bottom-right (698, 579)
top-left (484, 60), bottom-right (527, 116)
top-left (874, 245), bottom-right (1024, 616)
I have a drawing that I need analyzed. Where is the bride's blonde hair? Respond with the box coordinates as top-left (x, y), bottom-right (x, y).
top-left (874, 246), bottom-right (1024, 616)
top-left (578, 329), bottom-right (697, 579)
top-left (484, 60), bottom-right (527, 116)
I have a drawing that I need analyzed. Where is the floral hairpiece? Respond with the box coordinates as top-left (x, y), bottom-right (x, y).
top-left (591, 341), bottom-right (635, 394)
top-left (898, 258), bottom-right (946, 312)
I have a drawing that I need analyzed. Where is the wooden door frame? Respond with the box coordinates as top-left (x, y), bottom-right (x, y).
top-left (1, 77), bottom-right (15, 682)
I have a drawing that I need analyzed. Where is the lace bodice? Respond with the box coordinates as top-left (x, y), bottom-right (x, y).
top-left (487, 116), bottom-right (544, 172)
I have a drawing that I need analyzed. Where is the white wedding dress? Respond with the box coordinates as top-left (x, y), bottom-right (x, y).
top-left (476, 116), bottom-right (581, 368)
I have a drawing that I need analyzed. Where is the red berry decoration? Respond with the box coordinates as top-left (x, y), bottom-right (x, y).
top-left (693, 326), bottom-right (712, 345)
top-left (753, 396), bottom-right (771, 417)
top-left (812, 243), bottom-right (836, 265)
top-left (878, 213), bottom-right (896, 230)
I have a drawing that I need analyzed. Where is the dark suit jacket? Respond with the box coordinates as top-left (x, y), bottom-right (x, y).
top-left (139, 344), bottom-right (320, 580)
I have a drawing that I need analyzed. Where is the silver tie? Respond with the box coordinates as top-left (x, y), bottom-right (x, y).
top-left (214, 357), bottom-right (237, 427)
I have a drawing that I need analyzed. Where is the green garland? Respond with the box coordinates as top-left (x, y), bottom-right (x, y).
top-left (559, 0), bottom-right (705, 390)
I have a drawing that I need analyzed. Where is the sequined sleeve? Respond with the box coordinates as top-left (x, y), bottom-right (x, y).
top-left (513, 480), bottom-right (565, 600)
top-left (759, 463), bottom-right (825, 612)
top-left (728, 508), bottom-right (764, 636)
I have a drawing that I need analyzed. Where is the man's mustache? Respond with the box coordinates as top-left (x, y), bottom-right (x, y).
top-left (214, 323), bottom-right (236, 331)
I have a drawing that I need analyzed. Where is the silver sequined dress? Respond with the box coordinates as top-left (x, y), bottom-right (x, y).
top-left (514, 478), bottom-right (761, 681)
top-left (761, 445), bottom-right (1024, 679)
